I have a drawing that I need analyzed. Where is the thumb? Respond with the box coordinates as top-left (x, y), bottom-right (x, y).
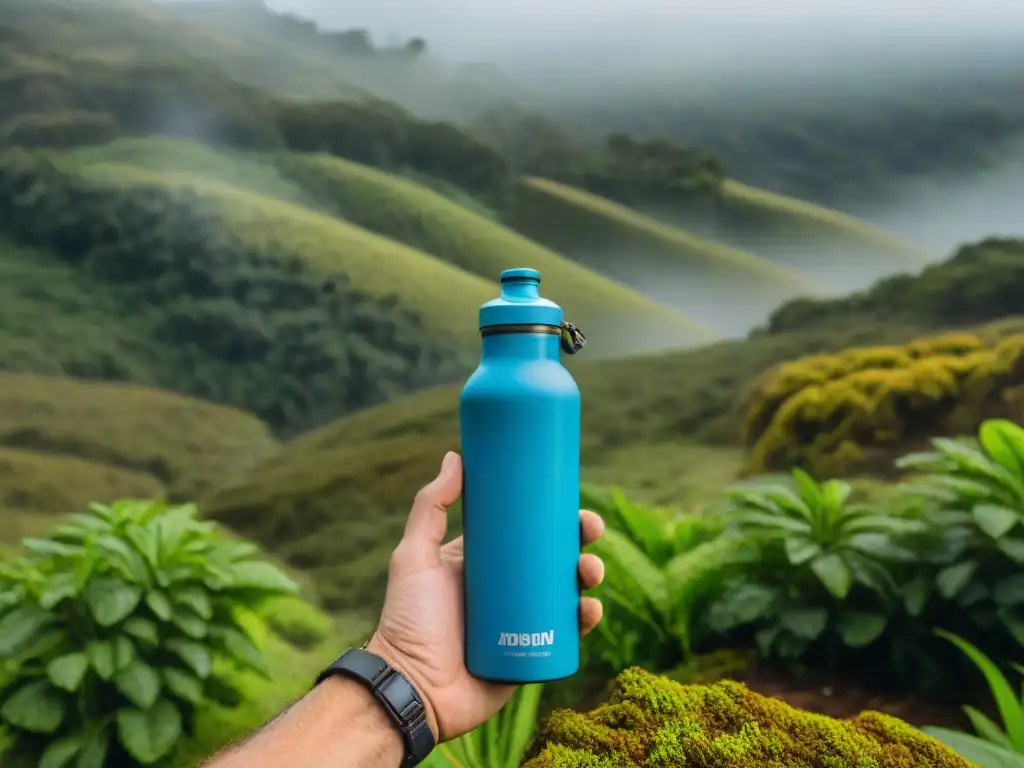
top-left (401, 452), bottom-right (462, 553)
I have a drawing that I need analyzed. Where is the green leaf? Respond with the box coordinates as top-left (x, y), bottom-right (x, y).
top-left (0, 679), bottom-right (65, 733)
top-left (86, 640), bottom-right (116, 681)
top-left (837, 612), bottom-right (887, 647)
top-left (113, 659), bottom-right (161, 709)
top-left (1000, 538), bottom-right (1024, 564)
top-left (163, 667), bottom-right (204, 704)
top-left (172, 609), bottom-right (208, 639)
top-left (117, 701), bottom-right (182, 764)
top-left (784, 538), bottom-right (822, 566)
top-left (113, 636), bottom-right (136, 671)
top-left (84, 578), bottom-right (142, 627)
top-left (213, 626), bottom-right (268, 675)
top-left (228, 561), bottom-right (299, 594)
top-left (706, 583), bottom-right (779, 632)
top-left (937, 630), bottom-right (1024, 752)
top-left (980, 419), bottom-right (1024, 483)
top-left (0, 604), bottom-right (51, 658)
top-left (166, 639), bottom-right (212, 679)
top-left (39, 734), bottom-right (82, 768)
top-left (173, 588), bottom-right (212, 620)
top-left (75, 727), bottom-right (110, 768)
top-left (780, 608), bottom-right (828, 641)
top-left (47, 653), bottom-right (89, 692)
top-left (922, 725), bottom-right (1024, 768)
top-left (810, 553), bottom-right (853, 599)
top-left (964, 704), bottom-right (1012, 748)
top-left (995, 575), bottom-right (1024, 605)
top-left (937, 560), bottom-right (978, 599)
top-left (145, 591), bottom-right (172, 621)
top-left (974, 504), bottom-right (1021, 539)
top-left (123, 618), bottom-right (159, 646)
top-left (39, 573), bottom-right (79, 610)
top-left (22, 538), bottom-right (79, 557)
top-left (901, 576), bottom-right (931, 617)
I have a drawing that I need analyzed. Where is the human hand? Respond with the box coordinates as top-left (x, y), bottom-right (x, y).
top-left (366, 451), bottom-right (605, 742)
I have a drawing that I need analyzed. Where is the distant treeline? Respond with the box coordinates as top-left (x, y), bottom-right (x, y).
top-left (0, 149), bottom-right (471, 434)
top-left (762, 237), bottom-right (1024, 334)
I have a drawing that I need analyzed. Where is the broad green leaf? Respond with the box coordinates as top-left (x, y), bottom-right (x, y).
top-left (734, 511), bottom-right (809, 534)
top-left (999, 538), bottom-right (1024, 564)
top-left (0, 679), bottom-right (65, 733)
top-left (228, 561), bottom-right (300, 594)
top-left (974, 504), bottom-right (1022, 539)
top-left (820, 478), bottom-right (853, 512)
top-left (173, 588), bottom-right (212, 621)
top-left (172, 609), bottom-right (208, 639)
top-left (588, 529), bottom-right (668, 617)
top-left (47, 653), bottom-right (89, 692)
top-left (937, 630), bottom-right (1024, 752)
top-left (39, 573), bottom-right (79, 610)
top-left (937, 561), bottom-right (978, 599)
top-left (86, 640), bottom-right (116, 680)
top-left (167, 639), bottom-right (212, 678)
top-left (123, 618), bottom-right (159, 646)
top-left (837, 612), bottom-right (887, 647)
top-left (0, 604), bottom-right (51, 658)
top-left (113, 659), bottom-right (161, 709)
top-left (706, 582), bottom-right (779, 633)
top-left (964, 704), bottom-right (1012, 748)
top-left (145, 591), bottom-right (172, 621)
top-left (76, 727), bottom-right (110, 768)
top-left (779, 607), bottom-right (828, 641)
top-left (995, 575), bottom-right (1024, 606)
top-left (163, 667), bottom-right (203, 704)
top-left (810, 553), bottom-right (853, 599)
top-left (113, 636), bottom-right (136, 671)
top-left (902, 577), bottom-right (931, 616)
top-left (39, 734), bottom-right (82, 768)
top-left (117, 701), bottom-right (182, 764)
top-left (231, 604), bottom-right (268, 649)
top-left (22, 539), bottom-right (79, 557)
top-left (84, 578), bottom-right (142, 627)
top-left (95, 535), bottom-right (151, 585)
top-left (213, 626), bottom-right (267, 675)
top-left (980, 419), bottom-right (1024, 476)
top-left (784, 537), bottom-right (822, 566)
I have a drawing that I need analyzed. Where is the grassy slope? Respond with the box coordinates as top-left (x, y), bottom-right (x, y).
top-left (63, 138), bottom-right (717, 354)
top-left (504, 177), bottom-right (825, 335)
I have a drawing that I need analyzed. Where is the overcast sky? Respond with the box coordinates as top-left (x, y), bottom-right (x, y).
top-left (265, 0), bottom-right (1023, 69)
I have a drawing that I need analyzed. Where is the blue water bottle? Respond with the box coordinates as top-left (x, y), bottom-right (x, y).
top-left (460, 267), bottom-right (587, 683)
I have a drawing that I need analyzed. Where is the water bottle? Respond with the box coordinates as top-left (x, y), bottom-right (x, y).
top-left (460, 267), bottom-right (587, 683)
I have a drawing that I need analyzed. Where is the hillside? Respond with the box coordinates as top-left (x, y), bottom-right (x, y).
top-left (504, 177), bottom-right (825, 334)
top-left (60, 138), bottom-right (719, 354)
top-left (203, 237), bottom-right (1024, 611)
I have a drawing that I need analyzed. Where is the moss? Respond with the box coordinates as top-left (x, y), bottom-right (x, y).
top-left (523, 669), bottom-right (974, 768)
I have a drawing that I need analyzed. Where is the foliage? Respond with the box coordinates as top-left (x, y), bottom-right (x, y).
top-left (706, 469), bottom-right (920, 663)
top-left (923, 632), bottom-right (1024, 768)
top-left (766, 238), bottom-right (1024, 335)
top-left (0, 149), bottom-right (470, 435)
top-left (743, 330), bottom-right (1024, 476)
top-left (580, 486), bottom-right (754, 674)
top-left (0, 112), bottom-right (119, 150)
top-left (0, 498), bottom-right (300, 766)
top-left (424, 685), bottom-right (543, 768)
top-left (894, 420), bottom-right (1024, 654)
top-left (521, 668), bottom-right (974, 767)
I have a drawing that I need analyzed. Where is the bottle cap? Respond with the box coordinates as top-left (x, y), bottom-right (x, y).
top-left (478, 268), bottom-right (563, 329)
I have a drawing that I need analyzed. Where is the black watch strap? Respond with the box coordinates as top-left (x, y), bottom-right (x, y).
top-left (314, 647), bottom-right (435, 766)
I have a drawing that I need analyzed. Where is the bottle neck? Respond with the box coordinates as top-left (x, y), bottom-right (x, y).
top-left (481, 330), bottom-right (561, 361)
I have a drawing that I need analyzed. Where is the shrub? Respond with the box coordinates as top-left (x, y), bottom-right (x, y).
top-left (0, 111), bottom-right (120, 149)
top-left (521, 667), bottom-right (974, 767)
top-left (742, 331), bottom-right (1024, 476)
top-left (581, 486), bottom-right (754, 675)
top-left (0, 499), bottom-right (300, 766)
top-left (705, 469), bottom-right (920, 663)
top-left (260, 596), bottom-right (332, 651)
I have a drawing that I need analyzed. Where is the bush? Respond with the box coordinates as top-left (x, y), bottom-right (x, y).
top-left (0, 499), bottom-right (300, 766)
top-left (0, 111), bottom-right (120, 149)
top-left (260, 597), bottom-right (332, 651)
top-left (521, 668), bottom-right (973, 767)
top-left (741, 330), bottom-right (1024, 476)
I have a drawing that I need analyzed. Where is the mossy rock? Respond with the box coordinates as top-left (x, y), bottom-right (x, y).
top-left (523, 668), bottom-right (973, 767)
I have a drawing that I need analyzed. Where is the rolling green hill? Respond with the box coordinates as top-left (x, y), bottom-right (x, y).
top-left (61, 141), bottom-right (715, 355)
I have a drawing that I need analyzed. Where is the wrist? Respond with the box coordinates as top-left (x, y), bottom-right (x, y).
top-left (365, 632), bottom-right (440, 743)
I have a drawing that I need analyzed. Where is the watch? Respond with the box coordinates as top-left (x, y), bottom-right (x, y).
top-left (314, 646), bottom-right (435, 766)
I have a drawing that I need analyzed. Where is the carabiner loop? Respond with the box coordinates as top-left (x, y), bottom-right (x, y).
top-left (560, 321), bottom-right (587, 355)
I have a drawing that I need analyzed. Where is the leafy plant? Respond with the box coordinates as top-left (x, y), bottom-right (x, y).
top-left (423, 684), bottom-right (543, 768)
top-left (706, 469), bottom-right (920, 660)
top-left (580, 486), bottom-right (753, 674)
top-left (923, 631), bottom-right (1024, 768)
top-left (0, 498), bottom-right (300, 767)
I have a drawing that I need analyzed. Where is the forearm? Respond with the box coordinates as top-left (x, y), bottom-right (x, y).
top-left (208, 676), bottom-right (405, 768)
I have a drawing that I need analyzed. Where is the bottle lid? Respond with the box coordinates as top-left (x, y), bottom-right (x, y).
top-left (478, 268), bottom-right (562, 328)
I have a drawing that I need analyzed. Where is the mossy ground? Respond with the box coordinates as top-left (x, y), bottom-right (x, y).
top-left (523, 668), bottom-right (974, 767)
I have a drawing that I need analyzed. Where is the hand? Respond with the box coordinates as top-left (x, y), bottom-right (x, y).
top-left (367, 451), bottom-right (605, 742)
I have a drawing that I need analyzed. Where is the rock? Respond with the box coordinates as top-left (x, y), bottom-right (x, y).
top-left (522, 668), bottom-right (974, 767)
